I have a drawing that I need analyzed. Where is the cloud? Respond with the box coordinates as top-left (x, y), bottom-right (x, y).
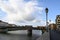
top-left (0, 0), bottom-right (44, 26)
top-left (48, 20), bottom-right (55, 25)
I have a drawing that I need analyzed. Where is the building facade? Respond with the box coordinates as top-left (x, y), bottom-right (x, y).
top-left (56, 15), bottom-right (60, 30)
top-left (49, 24), bottom-right (56, 30)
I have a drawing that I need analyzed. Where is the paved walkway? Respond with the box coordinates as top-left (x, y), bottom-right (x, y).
top-left (37, 30), bottom-right (60, 40)
top-left (50, 30), bottom-right (60, 40)
top-left (37, 32), bottom-right (50, 40)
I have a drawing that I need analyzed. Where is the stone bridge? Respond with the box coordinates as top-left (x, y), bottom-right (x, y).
top-left (0, 26), bottom-right (46, 36)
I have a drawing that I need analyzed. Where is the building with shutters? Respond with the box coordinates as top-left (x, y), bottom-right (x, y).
top-left (56, 15), bottom-right (60, 30)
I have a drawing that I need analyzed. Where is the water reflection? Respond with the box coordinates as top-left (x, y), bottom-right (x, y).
top-left (0, 30), bottom-right (41, 40)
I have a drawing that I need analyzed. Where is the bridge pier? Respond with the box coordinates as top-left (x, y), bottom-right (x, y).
top-left (4, 28), bottom-right (8, 33)
top-left (27, 26), bottom-right (32, 36)
top-left (0, 28), bottom-right (8, 33)
top-left (28, 29), bottom-right (32, 36)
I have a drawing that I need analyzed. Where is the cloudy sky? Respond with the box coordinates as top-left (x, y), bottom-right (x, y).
top-left (0, 0), bottom-right (60, 26)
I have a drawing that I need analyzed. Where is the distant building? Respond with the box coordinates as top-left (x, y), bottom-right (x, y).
top-left (0, 20), bottom-right (17, 27)
top-left (25, 25), bottom-right (32, 27)
top-left (37, 26), bottom-right (46, 29)
top-left (0, 20), bottom-right (9, 27)
top-left (49, 24), bottom-right (56, 30)
top-left (56, 15), bottom-right (60, 30)
top-left (9, 24), bottom-right (17, 27)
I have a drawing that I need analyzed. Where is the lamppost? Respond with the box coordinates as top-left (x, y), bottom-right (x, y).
top-left (45, 8), bottom-right (49, 32)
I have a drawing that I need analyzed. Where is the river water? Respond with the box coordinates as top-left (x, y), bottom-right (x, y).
top-left (0, 30), bottom-right (42, 40)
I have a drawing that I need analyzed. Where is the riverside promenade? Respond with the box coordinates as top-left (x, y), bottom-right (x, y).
top-left (37, 32), bottom-right (50, 40)
top-left (37, 30), bottom-right (60, 40)
top-left (50, 30), bottom-right (60, 40)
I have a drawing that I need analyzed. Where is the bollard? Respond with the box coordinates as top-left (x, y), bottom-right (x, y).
top-left (42, 30), bottom-right (44, 34)
top-left (42, 30), bottom-right (46, 34)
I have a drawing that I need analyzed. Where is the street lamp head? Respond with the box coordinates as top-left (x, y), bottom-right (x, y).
top-left (45, 8), bottom-right (48, 13)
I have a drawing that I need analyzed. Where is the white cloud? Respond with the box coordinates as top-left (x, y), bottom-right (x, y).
top-left (0, 0), bottom-right (44, 26)
top-left (48, 20), bottom-right (55, 24)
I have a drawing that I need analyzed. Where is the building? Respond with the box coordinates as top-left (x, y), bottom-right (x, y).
top-left (56, 15), bottom-right (60, 30)
top-left (0, 20), bottom-right (17, 27)
top-left (49, 24), bottom-right (56, 30)
top-left (0, 20), bottom-right (9, 27)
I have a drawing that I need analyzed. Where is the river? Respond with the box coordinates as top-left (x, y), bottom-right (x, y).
top-left (0, 30), bottom-right (42, 40)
